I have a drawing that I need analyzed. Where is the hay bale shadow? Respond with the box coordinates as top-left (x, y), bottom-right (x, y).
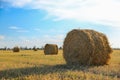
top-left (0, 64), bottom-right (119, 79)
top-left (0, 64), bottom-right (91, 79)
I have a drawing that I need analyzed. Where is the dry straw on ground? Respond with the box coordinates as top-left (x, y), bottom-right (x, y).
top-left (63, 29), bottom-right (112, 65)
top-left (44, 44), bottom-right (58, 55)
top-left (13, 46), bottom-right (20, 52)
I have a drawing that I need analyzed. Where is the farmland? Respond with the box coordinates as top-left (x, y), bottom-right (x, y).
top-left (0, 50), bottom-right (120, 80)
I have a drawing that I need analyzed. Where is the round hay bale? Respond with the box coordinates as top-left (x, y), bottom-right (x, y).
top-left (33, 48), bottom-right (37, 51)
top-left (33, 47), bottom-right (37, 51)
top-left (63, 29), bottom-right (112, 65)
top-left (44, 44), bottom-right (58, 55)
top-left (13, 46), bottom-right (20, 52)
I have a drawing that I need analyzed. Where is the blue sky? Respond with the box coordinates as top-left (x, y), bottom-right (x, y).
top-left (0, 0), bottom-right (120, 48)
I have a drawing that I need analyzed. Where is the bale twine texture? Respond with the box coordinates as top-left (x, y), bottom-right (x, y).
top-left (44, 44), bottom-right (58, 55)
top-left (63, 29), bottom-right (112, 65)
top-left (13, 46), bottom-right (20, 52)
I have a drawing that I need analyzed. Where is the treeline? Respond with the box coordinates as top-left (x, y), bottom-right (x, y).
top-left (112, 48), bottom-right (120, 50)
top-left (0, 46), bottom-right (63, 50)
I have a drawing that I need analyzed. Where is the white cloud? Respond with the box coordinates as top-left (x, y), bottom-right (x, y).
top-left (18, 34), bottom-right (65, 47)
top-left (107, 30), bottom-right (120, 48)
top-left (0, 35), bottom-right (5, 40)
top-left (33, 0), bottom-right (120, 28)
top-left (17, 30), bottom-right (29, 33)
top-left (2, 0), bottom-right (32, 7)
top-left (42, 34), bottom-right (65, 46)
top-left (9, 26), bottom-right (29, 33)
top-left (109, 38), bottom-right (120, 48)
top-left (2, 0), bottom-right (120, 28)
top-left (34, 28), bottom-right (41, 31)
top-left (9, 26), bottom-right (20, 30)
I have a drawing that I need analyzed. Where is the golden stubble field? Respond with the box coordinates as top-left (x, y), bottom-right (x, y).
top-left (0, 50), bottom-right (120, 80)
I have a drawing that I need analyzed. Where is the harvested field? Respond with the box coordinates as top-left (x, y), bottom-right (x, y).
top-left (0, 50), bottom-right (120, 80)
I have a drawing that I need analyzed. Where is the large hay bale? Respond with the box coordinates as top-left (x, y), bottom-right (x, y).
top-left (63, 29), bottom-right (112, 65)
top-left (44, 44), bottom-right (58, 55)
top-left (13, 46), bottom-right (20, 52)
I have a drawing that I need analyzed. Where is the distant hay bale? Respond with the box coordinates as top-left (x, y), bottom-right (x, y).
top-left (33, 47), bottom-right (37, 51)
top-left (63, 29), bottom-right (112, 65)
top-left (33, 48), bottom-right (37, 51)
top-left (44, 44), bottom-right (58, 55)
top-left (13, 46), bottom-right (20, 52)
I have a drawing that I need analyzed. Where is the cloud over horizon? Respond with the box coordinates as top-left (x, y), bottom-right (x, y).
top-left (0, 35), bottom-right (5, 40)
